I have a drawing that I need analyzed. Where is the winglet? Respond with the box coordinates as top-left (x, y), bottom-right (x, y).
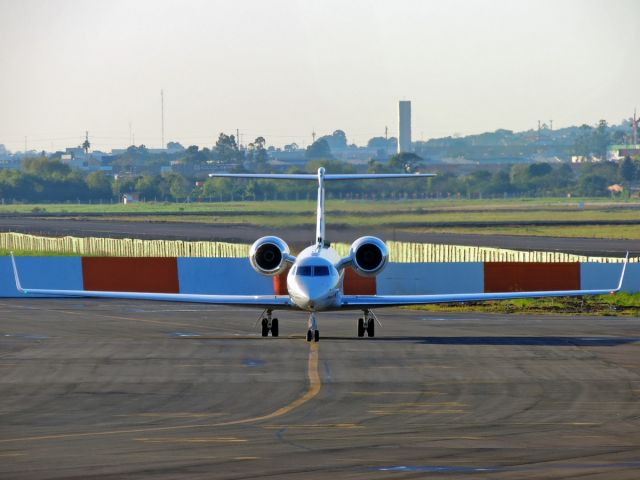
top-left (613, 252), bottom-right (629, 293)
top-left (10, 252), bottom-right (26, 294)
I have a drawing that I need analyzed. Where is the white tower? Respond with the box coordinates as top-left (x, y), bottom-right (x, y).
top-left (398, 100), bottom-right (412, 153)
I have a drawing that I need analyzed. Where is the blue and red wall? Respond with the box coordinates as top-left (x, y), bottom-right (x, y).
top-left (0, 257), bottom-right (637, 297)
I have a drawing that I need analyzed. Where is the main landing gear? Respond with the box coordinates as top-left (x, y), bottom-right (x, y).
top-left (306, 313), bottom-right (319, 342)
top-left (260, 310), bottom-right (279, 337)
top-left (357, 310), bottom-right (377, 338)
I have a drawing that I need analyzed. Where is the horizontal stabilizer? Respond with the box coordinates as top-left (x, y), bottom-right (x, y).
top-left (209, 173), bottom-right (435, 180)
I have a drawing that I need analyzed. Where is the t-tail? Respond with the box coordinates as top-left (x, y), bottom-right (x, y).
top-left (209, 168), bottom-right (436, 247)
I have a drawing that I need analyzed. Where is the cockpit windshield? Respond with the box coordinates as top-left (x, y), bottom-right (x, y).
top-left (313, 266), bottom-right (330, 276)
top-left (294, 265), bottom-right (331, 277)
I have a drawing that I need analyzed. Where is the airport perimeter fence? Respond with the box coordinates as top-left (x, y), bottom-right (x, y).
top-left (0, 232), bottom-right (636, 263)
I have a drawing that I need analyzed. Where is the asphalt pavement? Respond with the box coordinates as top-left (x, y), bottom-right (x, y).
top-left (1, 299), bottom-right (639, 479)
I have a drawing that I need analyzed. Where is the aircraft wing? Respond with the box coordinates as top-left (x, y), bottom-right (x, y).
top-left (10, 255), bottom-right (294, 309)
top-left (341, 256), bottom-right (629, 309)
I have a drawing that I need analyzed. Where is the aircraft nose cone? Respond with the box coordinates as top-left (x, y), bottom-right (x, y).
top-left (294, 284), bottom-right (322, 309)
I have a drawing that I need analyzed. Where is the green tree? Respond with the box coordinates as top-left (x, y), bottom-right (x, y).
top-left (486, 170), bottom-right (513, 194)
top-left (247, 136), bottom-right (270, 172)
top-left (164, 173), bottom-right (192, 200)
top-left (202, 177), bottom-right (233, 200)
top-left (112, 176), bottom-right (137, 196)
top-left (592, 119), bottom-right (610, 159)
top-left (135, 175), bottom-right (162, 199)
top-left (85, 172), bottom-right (112, 199)
top-left (388, 152), bottom-right (422, 173)
top-left (22, 157), bottom-right (71, 178)
top-left (305, 138), bottom-right (333, 160)
top-left (214, 133), bottom-right (242, 164)
top-left (577, 174), bottom-right (608, 196)
top-left (463, 170), bottom-right (492, 196)
top-left (619, 156), bottom-right (636, 182)
top-left (305, 159), bottom-right (355, 174)
top-left (318, 130), bottom-right (348, 151)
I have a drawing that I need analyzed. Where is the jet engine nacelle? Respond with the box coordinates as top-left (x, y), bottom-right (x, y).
top-left (349, 236), bottom-right (389, 277)
top-left (249, 236), bottom-right (291, 276)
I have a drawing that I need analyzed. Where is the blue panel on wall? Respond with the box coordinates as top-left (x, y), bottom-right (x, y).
top-left (0, 256), bottom-right (83, 297)
top-left (377, 262), bottom-right (484, 295)
top-left (177, 258), bottom-right (274, 295)
top-left (580, 263), bottom-right (639, 293)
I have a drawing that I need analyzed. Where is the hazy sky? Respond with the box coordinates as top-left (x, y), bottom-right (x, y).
top-left (0, 0), bottom-right (638, 152)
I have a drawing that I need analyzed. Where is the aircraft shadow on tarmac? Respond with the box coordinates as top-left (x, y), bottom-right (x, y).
top-left (350, 336), bottom-right (640, 346)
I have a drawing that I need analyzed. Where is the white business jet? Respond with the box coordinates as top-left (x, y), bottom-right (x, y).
top-left (11, 168), bottom-right (627, 342)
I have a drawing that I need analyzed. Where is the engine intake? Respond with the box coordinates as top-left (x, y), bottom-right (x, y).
top-left (249, 236), bottom-right (291, 276)
top-left (349, 236), bottom-right (389, 277)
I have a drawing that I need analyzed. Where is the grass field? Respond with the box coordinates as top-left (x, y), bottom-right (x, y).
top-left (3, 198), bottom-right (638, 238)
top-left (1, 197), bottom-right (639, 215)
top-left (408, 225), bottom-right (640, 240)
top-left (407, 293), bottom-right (640, 317)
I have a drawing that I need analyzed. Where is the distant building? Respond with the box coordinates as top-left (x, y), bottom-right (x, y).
top-left (571, 155), bottom-right (603, 163)
top-left (398, 101), bottom-right (412, 153)
top-left (122, 193), bottom-right (140, 204)
top-left (607, 144), bottom-right (640, 161)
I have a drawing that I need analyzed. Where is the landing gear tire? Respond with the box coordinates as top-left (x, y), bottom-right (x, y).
top-left (261, 318), bottom-right (269, 337)
top-left (271, 318), bottom-right (279, 337)
top-left (366, 318), bottom-right (375, 337)
top-left (357, 318), bottom-right (365, 337)
top-left (306, 329), bottom-right (313, 342)
top-left (314, 330), bottom-right (320, 342)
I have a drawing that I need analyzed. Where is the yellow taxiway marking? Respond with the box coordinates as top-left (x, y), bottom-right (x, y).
top-left (0, 343), bottom-right (321, 444)
top-left (234, 457), bottom-right (260, 461)
top-left (256, 342), bottom-right (320, 422)
top-left (134, 436), bottom-right (246, 444)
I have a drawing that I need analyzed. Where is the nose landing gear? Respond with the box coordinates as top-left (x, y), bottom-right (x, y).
top-left (307, 313), bottom-right (319, 342)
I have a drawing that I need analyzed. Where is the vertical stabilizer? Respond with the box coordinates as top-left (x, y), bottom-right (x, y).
top-left (316, 168), bottom-right (326, 247)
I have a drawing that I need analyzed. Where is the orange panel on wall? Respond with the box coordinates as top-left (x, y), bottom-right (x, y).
top-left (273, 268), bottom-right (290, 295)
top-left (484, 262), bottom-right (580, 292)
top-left (343, 267), bottom-right (377, 295)
top-left (82, 257), bottom-right (179, 293)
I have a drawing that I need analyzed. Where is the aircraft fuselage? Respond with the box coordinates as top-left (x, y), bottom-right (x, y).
top-left (286, 245), bottom-right (342, 311)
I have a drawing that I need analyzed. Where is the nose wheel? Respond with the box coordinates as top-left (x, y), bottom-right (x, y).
top-left (307, 313), bottom-right (319, 342)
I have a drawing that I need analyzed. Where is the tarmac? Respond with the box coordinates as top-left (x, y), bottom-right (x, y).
top-left (1, 299), bottom-right (639, 479)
